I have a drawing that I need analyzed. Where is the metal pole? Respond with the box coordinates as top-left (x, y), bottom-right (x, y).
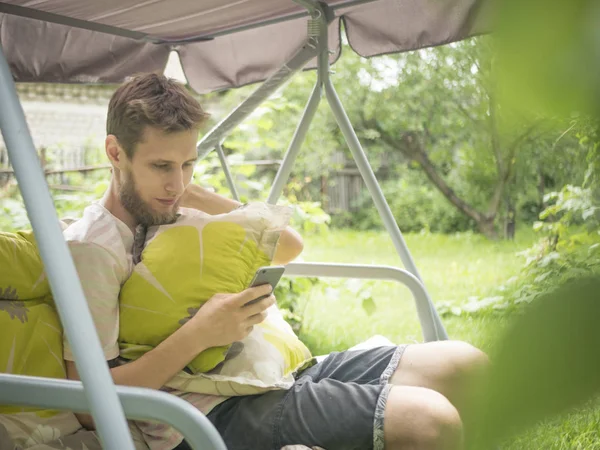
top-left (268, 0), bottom-right (334, 204)
top-left (216, 143), bottom-right (240, 201)
top-left (197, 43), bottom-right (319, 159)
top-left (323, 78), bottom-right (450, 338)
top-left (0, 46), bottom-right (135, 449)
top-left (294, 0), bottom-right (447, 340)
top-left (295, 0), bottom-right (425, 282)
top-left (324, 80), bottom-right (425, 283)
top-left (267, 82), bottom-right (322, 204)
top-left (304, 0), bottom-right (424, 281)
top-left (0, 374), bottom-right (227, 450)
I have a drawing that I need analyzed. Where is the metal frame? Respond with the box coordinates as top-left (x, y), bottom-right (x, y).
top-left (0, 44), bottom-right (136, 450)
top-left (198, 0), bottom-right (448, 341)
top-left (0, 374), bottom-right (227, 450)
top-left (196, 41), bottom-right (320, 159)
top-left (286, 263), bottom-right (446, 341)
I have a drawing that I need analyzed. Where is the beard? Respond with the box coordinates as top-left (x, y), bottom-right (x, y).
top-left (119, 172), bottom-right (179, 227)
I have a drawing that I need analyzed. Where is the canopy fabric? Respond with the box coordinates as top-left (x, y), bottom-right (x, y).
top-left (0, 0), bottom-right (488, 93)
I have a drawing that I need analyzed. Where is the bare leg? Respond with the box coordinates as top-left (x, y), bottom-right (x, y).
top-left (384, 385), bottom-right (464, 450)
top-left (390, 340), bottom-right (489, 434)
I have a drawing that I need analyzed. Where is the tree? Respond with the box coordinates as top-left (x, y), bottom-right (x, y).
top-left (204, 36), bottom-right (588, 238)
top-left (340, 37), bottom-right (545, 238)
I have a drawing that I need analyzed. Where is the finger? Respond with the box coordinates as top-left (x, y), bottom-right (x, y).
top-left (243, 294), bottom-right (276, 315)
top-left (208, 293), bottom-right (229, 304)
top-left (234, 285), bottom-right (273, 306)
top-left (246, 325), bottom-right (254, 334)
top-left (247, 310), bottom-right (268, 326)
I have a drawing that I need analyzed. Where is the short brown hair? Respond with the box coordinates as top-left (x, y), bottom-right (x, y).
top-left (107, 73), bottom-right (209, 158)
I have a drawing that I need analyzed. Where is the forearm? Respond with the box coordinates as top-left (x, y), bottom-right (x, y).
top-left (67, 324), bottom-right (208, 429)
top-left (112, 324), bottom-right (204, 389)
top-left (272, 226), bottom-right (304, 265)
top-left (182, 184), bottom-right (304, 264)
top-left (181, 183), bottom-right (241, 215)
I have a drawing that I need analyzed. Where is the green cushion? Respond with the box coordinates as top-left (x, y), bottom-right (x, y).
top-left (0, 231), bottom-right (64, 416)
top-left (0, 231), bottom-right (49, 301)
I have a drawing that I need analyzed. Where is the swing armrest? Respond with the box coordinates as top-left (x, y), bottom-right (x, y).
top-left (284, 262), bottom-right (448, 342)
top-left (0, 374), bottom-right (227, 450)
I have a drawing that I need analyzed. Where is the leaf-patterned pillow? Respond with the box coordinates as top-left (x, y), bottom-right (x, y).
top-left (0, 231), bottom-right (49, 302)
top-left (118, 203), bottom-right (291, 374)
top-left (0, 230), bottom-right (64, 416)
top-left (0, 298), bottom-right (65, 415)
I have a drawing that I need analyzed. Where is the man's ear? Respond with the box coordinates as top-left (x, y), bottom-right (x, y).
top-left (105, 135), bottom-right (127, 169)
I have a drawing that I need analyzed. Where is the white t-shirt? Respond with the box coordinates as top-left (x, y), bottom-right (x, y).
top-left (63, 202), bottom-right (134, 361)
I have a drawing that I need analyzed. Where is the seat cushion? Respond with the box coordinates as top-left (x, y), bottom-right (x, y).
top-left (0, 230), bottom-right (49, 302)
top-left (0, 230), bottom-right (64, 417)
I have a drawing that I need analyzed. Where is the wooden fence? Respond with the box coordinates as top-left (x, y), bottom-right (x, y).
top-left (0, 147), bottom-right (108, 191)
top-left (1, 147), bottom-right (384, 214)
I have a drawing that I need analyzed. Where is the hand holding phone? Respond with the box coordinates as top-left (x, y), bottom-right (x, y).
top-left (245, 265), bottom-right (285, 306)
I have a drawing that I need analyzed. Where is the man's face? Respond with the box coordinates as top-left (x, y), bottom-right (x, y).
top-left (119, 127), bottom-right (198, 227)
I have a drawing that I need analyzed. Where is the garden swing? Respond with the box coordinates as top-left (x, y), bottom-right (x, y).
top-left (0, 0), bottom-right (487, 448)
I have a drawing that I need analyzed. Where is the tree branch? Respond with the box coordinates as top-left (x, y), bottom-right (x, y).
top-left (487, 121), bottom-right (540, 216)
top-left (364, 117), bottom-right (487, 224)
top-left (454, 100), bottom-right (480, 125)
top-left (488, 92), bottom-right (504, 178)
top-left (406, 135), bottom-right (486, 223)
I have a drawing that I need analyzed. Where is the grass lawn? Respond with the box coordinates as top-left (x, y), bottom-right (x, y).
top-left (298, 228), bottom-right (600, 450)
top-left (298, 228), bottom-right (536, 353)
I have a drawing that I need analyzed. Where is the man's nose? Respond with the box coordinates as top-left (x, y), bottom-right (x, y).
top-left (165, 170), bottom-right (185, 195)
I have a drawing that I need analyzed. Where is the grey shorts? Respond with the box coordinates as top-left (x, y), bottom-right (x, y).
top-left (203, 345), bottom-right (408, 450)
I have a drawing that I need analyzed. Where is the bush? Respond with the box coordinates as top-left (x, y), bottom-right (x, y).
top-left (332, 172), bottom-right (475, 233)
top-left (274, 277), bottom-right (320, 335)
top-left (440, 182), bottom-right (600, 318)
top-left (194, 155), bottom-right (331, 236)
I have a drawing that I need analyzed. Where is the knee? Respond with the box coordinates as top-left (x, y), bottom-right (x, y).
top-left (384, 386), bottom-right (464, 450)
top-left (443, 341), bottom-right (490, 379)
top-left (412, 391), bottom-right (464, 450)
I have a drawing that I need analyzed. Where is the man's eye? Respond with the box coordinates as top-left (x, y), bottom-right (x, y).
top-left (153, 164), bottom-right (169, 170)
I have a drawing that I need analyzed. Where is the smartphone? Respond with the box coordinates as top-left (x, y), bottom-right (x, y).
top-left (245, 265), bottom-right (286, 306)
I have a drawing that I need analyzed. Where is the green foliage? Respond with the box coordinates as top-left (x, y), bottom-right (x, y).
top-left (494, 0), bottom-right (600, 119)
top-left (515, 182), bottom-right (600, 294)
top-left (441, 181), bottom-right (600, 318)
top-left (536, 186), bottom-right (599, 246)
top-left (273, 277), bottom-right (320, 335)
top-left (0, 178), bottom-right (108, 233)
top-left (333, 170), bottom-right (475, 233)
top-left (192, 36), bottom-right (592, 237)
top-left (192, 153), bottom-right (264, 203)
top-left (0, 196), bottom-right (29, 231)
top-left (281, 199), bottom-right (331, 236)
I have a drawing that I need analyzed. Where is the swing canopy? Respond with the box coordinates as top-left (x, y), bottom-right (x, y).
top-left (0, 0), bottom-right (488, 93)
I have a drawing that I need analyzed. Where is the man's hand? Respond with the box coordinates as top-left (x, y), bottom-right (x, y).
top-left (185, 284), bottom-right (275, 349)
